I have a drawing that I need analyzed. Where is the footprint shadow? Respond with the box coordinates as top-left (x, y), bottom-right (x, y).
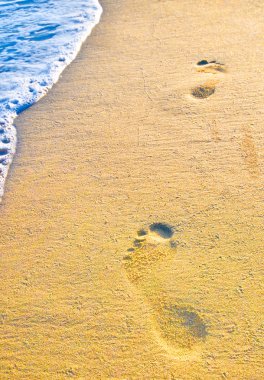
top-left (191, 81), bottom-right (216, 99)
top-left (123, 222), bottom-right (208, 357)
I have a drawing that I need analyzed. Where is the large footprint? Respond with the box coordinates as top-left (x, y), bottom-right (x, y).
top-left (191, 60), bottom-right (226, 99)
top-left (123, 222), bottom-right (208, 358)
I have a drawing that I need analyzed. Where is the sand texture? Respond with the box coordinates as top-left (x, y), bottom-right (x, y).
top-left (1, 0), bottom-right (264, 379)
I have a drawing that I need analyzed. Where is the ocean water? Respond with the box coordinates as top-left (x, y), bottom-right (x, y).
top-left (0, 0), bottom-right (102, 198)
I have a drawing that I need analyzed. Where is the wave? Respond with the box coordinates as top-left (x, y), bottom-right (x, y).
top-left (0, 0), bottom-right (102, 199)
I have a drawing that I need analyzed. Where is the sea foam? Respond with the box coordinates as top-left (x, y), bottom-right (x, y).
top-left (0, 0), bottom-right (102, 199)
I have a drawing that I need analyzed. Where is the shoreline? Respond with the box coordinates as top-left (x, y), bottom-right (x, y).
top-left (1, 0), bottom-right (264, 379)
top-left (0, 0), bottom-right (103, 203)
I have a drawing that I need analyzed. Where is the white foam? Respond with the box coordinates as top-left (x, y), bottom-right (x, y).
top-left (0, 0), bottom-right (102, 199)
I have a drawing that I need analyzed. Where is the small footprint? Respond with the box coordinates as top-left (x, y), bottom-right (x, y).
top-left (191, 59), bottom-right (226, 99)
top-left (196, 60), bottom-right (226, 74)
top-left (241, 125), bottom-right (260, 178)
top-left (191, 80), bottom-right (217, 99)
top-left (123, 223), bottom-right (208, 356)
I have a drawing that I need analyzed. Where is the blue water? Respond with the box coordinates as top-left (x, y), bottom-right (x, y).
top-left (0, 0), bottom-right (102, 197)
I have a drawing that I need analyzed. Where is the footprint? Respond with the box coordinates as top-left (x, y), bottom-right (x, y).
top-left (191, 80), bottom-right (217, 99)
top-left (191, 59), bottom-right (226, 99)
top-left (196, 60), bottom-right (226, 74)
top-left (241, 125), bottom-right (260, 178)
top-left (123, 223), bottom-right (208, 356)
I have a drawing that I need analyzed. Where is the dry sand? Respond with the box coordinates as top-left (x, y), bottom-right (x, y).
top-left (1, 0), bottom-right (264, 379)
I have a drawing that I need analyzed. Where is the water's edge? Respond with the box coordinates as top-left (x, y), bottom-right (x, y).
top-left (0, 1), bottom-right (103, 201)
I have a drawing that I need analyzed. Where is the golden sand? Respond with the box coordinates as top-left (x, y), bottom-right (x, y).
top-left (1, 1), bottom-right (264, 378)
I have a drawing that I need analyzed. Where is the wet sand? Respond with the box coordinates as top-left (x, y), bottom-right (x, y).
top-left (1, 1), bottom-right (264, 379)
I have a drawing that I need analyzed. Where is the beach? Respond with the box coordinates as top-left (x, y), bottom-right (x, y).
top-left (1, 0), bottom-right (264, 378)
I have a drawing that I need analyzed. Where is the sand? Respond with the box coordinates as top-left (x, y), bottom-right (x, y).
top-left (1, 0), bottom-right (264, 379)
